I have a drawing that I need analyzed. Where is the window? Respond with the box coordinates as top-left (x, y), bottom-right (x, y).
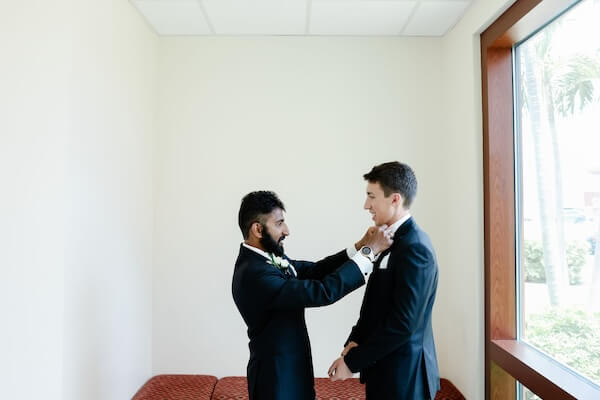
top-left (515, 0), bottom-right (600, 389)
top-left (482, 0), bottom-right (600, 398)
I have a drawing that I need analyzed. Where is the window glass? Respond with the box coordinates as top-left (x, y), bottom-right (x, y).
top-left (515, 0), bottom-right (600, 387)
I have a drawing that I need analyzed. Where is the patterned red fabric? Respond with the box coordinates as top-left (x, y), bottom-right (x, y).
top-left (315, 377), bottom-right (365, 399)
top-left (436, 378), bottom-right (466, 400)
top-left (133, 375), bottom-right (465, 400)
top-left (208, 376), bottom-right (464, 400)
top-left (211, 377), bottom-right (248, 399)
top-left (132, 374), bottom-right (218, 400)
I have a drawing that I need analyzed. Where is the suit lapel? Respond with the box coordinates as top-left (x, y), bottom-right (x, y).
top-left (373, 218), bottom-right (415, 271)
top-left (238, 245), bottom-right (292, 278)
top-left (374, 248), bottom-right (391, 270)
top-left (393, 216), bottom-right (415, 240)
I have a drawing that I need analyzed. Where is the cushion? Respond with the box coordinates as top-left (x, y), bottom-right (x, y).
top-left (436, 378), bottom-right (466, 400)
top-left (132, 374), bottom-right (218, 400)
top-left (211, 377), bottom-right (247, 399)
top-left (211, 377), bottom-right (366, 399)
top-left (315, 377), bottom-right (365, 399)
top-left (134, 375), bottom-right (465, 400)
top-left (210, 377), bottom-right (464, 399)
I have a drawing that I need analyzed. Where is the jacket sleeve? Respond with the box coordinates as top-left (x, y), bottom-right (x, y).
top-left (344, 273), bottom-right (374, 346)
top-left (344, 243), bottom-right (436, 372)
top-left (288, 249), bottom-right (350, 280)
top-left (345, 324), bottom-right (364, 346)
top-left (254, 258), bottom-right (365, 310)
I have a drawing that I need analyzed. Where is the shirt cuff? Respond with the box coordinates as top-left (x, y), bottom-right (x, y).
top-left (351, 252), bottom-right (373, 278)
top-left (346, 245), bottom-right (358, 258)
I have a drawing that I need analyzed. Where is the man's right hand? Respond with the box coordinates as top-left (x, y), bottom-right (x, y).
top-left (341, 341), bottom-right (358, 356)
top-left (364, 225), bottom-right (394, 255)
top-left (355, 227), bottom-right (378, 251)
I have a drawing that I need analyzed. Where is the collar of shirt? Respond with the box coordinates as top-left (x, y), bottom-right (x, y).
top-left (242, 242), bottom-right (298, 277)
top-left (388, 212), bottom-right (412, 235)
top-left (345, 212), bottom-right (411, 261)
top-left (242, 242), bottom-right (270, 260)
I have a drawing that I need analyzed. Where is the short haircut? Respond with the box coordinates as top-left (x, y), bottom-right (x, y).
top-left (363, 161), bottom-right (417, 208)
top-left (238, 191), bottom-right (286, 239)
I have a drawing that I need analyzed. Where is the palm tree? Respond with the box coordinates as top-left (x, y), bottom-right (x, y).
top-left (520, 33), bottom-right (568, 306)
top-left (554, 51), bottom-right (600, 311)
top-left (589, 169), bottom-right (600, 311)
top-left (520, 28), bottom-right (600, 306)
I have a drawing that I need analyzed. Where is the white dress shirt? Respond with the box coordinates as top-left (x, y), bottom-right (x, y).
top-left (241, 241), bottom-right (373, 281)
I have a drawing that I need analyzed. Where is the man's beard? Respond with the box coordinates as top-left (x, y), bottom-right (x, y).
top-left (260, 224), bottom-right (285, 257)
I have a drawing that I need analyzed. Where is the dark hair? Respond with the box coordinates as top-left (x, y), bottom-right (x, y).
top-left (238, 191), bottom-right (285, 239)
top-left (363, 161), bottom-right (417, 208)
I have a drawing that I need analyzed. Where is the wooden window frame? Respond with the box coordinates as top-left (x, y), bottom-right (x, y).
top-left (482, 0), bottom-right (600, 399)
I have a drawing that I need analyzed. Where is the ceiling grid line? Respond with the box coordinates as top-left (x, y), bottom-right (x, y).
top-left (130, 0), bottom-right (473, 37)
top-left (400, 0), bottom-right (422, 35)
top-left (305, 0), bottom-right (313, 35)
top-left (196, 0), bottom-right (216, 34)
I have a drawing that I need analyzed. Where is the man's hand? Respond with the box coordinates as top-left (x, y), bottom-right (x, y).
top-left (341, 341), bottom-right (358, 356)
top-left (364, 225), bottom-right (394, 255)
top-left (355, 227), bottom-right (378, 251)
top-left (328, 357), bottom-right (353, 381)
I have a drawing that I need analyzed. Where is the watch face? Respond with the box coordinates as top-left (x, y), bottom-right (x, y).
top-left (361, 247), bottom-right (372, 255)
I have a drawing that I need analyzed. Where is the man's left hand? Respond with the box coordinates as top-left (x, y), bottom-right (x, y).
top-left (328, 357), bottom-right (353, 381)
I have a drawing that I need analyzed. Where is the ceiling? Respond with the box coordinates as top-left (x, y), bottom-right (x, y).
top-left (130, 0), bottom-right (473, 37)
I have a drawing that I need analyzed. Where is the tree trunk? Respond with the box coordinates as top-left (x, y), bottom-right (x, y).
top-left (590, 213), bottom-right (600, 311)
top-left (543, 67), bottom-right (569, 288)
top-left (522, 44), bottom-right (567, 306)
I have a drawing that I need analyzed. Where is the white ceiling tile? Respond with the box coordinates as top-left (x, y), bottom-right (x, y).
top-left (131, 0), bottom-right (211, 35)
top-left (402, 1), bottom-right (470, 36)
top-left (203, 0), bottom-right (306, 35)
top-left (310, 1), bottom-right (417, 36)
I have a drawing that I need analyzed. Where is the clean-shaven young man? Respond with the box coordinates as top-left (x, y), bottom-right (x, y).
top-left (328, 162), bottom-right (440, 400)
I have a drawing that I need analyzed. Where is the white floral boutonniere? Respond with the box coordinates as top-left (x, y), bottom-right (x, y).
top-left (267, 254), bottom-right (290, 271)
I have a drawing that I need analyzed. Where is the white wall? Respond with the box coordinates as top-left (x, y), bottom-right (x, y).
top-left (153, 37), bottom-right (445, 379)
top-left (438, 0), bottom-right (516, 398)
top-left (1, 1), bottom-right (524, 397)
top-left (0, 2), bottom-right (69, 399)
top-left (64, 1), bottom-right (158, 399)
top-left (1, 1), bottom-right (157, 399)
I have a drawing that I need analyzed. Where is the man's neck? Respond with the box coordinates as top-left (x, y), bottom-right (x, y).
top-left (244, 239), bottom-right (266, 252)
top-left (384, 209), bottom-right (409, 227)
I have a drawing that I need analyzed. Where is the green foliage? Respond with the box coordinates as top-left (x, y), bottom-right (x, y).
top-left (523, 240), bottom-right (590, 285)
top-left (524, 240), bottom-right (545, 283)
top-left (525, 307), bottom-right (600, 386)
top-left (566, 241), bottom-right (589, 284)
top-left (555, 53), bottom-right (600, 117)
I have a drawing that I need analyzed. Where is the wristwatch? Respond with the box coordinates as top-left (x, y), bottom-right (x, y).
top-left (359, 246), bottom-right (375, 262)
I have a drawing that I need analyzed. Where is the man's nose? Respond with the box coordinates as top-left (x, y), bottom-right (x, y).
top-left (364, 200), bottom-right (370, 210)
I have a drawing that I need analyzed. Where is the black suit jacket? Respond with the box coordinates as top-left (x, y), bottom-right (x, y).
top-left (232, 244), bottom-right (365, 400)
top-left (344, 218), bottom-right (440, 400)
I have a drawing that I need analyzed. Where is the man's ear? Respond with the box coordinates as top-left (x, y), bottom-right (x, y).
top-left (392, 193), bottom-right (404, 207)
top-left (250, 222), bottom-right (263, 239)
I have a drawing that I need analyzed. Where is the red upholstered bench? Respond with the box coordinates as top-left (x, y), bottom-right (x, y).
top-left (132, 374), bottom-right (218, 400)
top-left (211, 377), bottom-right (366, 399)
top-left (209, 376), bottom-right (464, 400)
top-left (437, 379), bottom-right (466, 400)
top-left (210, 377), bottom-right (245, 399)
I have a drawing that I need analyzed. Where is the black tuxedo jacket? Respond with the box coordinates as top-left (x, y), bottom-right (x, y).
top-left (344, 218), bottom-right (440, 400)
top-left (232, 244), bottom-right (365, 400)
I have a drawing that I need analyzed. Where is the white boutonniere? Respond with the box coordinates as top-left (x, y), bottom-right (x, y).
top-left (267, 254), bottom-right (290, 271)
